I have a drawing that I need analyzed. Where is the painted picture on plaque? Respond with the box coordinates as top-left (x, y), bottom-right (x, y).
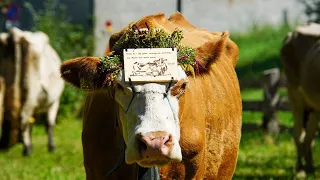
top-left (123, 48), bottom-right (179, 82)
top-left (131, 58), bottom-right (168, 77)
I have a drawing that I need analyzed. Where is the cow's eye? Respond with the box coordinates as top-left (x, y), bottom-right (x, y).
top-left (181, 82), bottom-right (187, 89)
top-left (170, 79), bottom-right (189, 97)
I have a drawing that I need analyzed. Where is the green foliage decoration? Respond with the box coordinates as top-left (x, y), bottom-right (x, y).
top-left (99, 55), bottom-right (122, 86)
top-left (100, 22), bottom-right (199, 85)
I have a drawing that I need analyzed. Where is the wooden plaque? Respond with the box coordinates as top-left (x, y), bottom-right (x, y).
top-left (123, 48), bottom-right (179, 82)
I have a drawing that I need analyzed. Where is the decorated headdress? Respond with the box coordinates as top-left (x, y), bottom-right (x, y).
top-left (99, 22), bottom-right (204, 86)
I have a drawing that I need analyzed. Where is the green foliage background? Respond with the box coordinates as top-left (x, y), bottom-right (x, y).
top-left (300, 0), bottom-right (320, 23)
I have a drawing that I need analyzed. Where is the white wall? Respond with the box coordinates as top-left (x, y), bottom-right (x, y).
top-left (94, 0), bottom-right (176, 56)
top-left (94, 0), bottom-right (308, 56)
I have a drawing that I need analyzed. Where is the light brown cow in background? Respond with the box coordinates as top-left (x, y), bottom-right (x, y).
top-left (281, 23), bottom-right (320, 176)
top-left (0, 28), bottom-right (64, 156)
top-left (61, 12), bottom-right (242, 179)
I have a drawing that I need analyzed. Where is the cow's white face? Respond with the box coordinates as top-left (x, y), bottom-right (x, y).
top-left (114, 67), bottom-right (187, 167)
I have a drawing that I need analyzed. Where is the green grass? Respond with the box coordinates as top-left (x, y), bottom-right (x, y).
top-left (0, 115), bottom-right (319, 179)
top-left (0, 120), bottom-right (85, 180)
top-left (1, 24), bottom-right (320, 179)
top-left (235, 130), bottom-right (320, 179)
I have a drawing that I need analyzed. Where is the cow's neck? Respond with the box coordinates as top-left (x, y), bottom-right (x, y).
top-left (107, 132), bottom-right (160, 179)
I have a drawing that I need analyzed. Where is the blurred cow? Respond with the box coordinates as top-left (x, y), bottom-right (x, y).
top-left (0, 28), bottom-right (64, 156)
top-left (281, 23), bottom-right (320, 175)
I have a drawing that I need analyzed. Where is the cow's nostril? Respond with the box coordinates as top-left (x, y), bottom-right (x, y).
top-left (163, 135), bottom-right (172, 146)
top-left (138, 137), bottom-right (148, 152)
top-left (136, 134), bottom-right (148, 152)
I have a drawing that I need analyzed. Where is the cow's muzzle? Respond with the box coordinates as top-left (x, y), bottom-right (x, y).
top-left (136, 131), bottom-right (180, 167)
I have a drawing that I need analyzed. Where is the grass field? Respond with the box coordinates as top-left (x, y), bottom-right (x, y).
top-left (0, 120), bottom-right (85, 180)
top-left (1, 24), bottom-right (320, 179)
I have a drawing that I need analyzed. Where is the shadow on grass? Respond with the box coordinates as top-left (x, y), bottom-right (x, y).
top-left (233, 174), bottom-right (294, 180)
top-left (236, 55), bottom-right (282, 78)
top-left (242, 123), bottom-right (320, 140)
top-left (242, 123), bottom-right (291, 134)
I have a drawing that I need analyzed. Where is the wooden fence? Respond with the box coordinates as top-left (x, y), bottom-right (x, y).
top-left (239, 68), bottom-right (291, 134)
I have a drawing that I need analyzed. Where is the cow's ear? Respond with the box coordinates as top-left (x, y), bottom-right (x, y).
top-left (196, 31), bottom-right (239, 71)
top-left (60, 57), bottom-right (107, 90)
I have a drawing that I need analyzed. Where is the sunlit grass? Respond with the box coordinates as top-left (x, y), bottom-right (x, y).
top-left (1, 115), bottom-right (318, 179)
top-left (235, 128), bottom-right (320, 179)
top-left (0, 119), bottom-right (85, 180)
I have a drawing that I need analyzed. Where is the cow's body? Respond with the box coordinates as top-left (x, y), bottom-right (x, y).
top-left (0, 28), bottom-right (64, 155)
top-left (281, 23), bottom-right (320, 175)
top-left (62, 13), bottom-right (241, 179)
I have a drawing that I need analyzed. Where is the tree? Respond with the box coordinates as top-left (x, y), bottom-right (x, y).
top-left (300, 0), bottom-right (320, 23)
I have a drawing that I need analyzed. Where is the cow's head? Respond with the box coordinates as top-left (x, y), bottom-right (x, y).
top-left (61, 56), bottom-right (189, 167)
top-left (60, 29), bottom-right (230, 167)
top-left (114, 67), bottom-right (188, 167)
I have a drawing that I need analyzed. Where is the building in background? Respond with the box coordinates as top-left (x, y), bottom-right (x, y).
top-left (0, 0), bottom-right (308, 56)
top-left (93, 0), bottom-right (307, 56)
top-left (0, 0), bottom-right (93, 32)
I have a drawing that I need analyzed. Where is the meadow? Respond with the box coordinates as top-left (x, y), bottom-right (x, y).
top-left (0, 24), bottom-right (320, 179)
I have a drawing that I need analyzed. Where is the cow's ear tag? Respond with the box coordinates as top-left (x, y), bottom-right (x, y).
top-left (123, 48), bottom-right (179, 82)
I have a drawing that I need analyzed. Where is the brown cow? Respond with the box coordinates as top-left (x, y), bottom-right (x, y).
top-left (281, 23), bottom-right (320, 176)
top-left (61, 12), bottom-right (242, 179)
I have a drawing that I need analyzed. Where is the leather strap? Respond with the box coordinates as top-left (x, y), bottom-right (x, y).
top-left (138, 166), bottom-right (160, 180)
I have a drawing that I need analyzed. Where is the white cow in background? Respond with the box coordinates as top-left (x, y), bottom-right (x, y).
top-left (0, 28), bottom-right (64, 156)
